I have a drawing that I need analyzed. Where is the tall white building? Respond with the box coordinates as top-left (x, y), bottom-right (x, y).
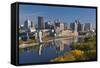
top-left (24, 19), bottom-right (35, 32)
top-left (24, 19), bottom-right (31, 29)
top-left (30, 21), bottom-right (35, 32)
top-left (81, 24), bottom-right (85, 32)
top-left (75, 22), bottom-right (78, 32)
top-left (60, 22), bottom-right (64, 31)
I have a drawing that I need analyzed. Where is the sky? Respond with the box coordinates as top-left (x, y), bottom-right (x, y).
top-left (19, 4), bottom-right (96, 27)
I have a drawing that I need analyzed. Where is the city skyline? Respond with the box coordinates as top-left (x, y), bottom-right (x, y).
top-left (18, 4), bottom-right (97, 64)
top-left (19, 4), bottom-right (96, 27)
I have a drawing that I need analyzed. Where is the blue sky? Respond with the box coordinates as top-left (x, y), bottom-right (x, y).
top-left (19, 4), bottom-right (96, 26)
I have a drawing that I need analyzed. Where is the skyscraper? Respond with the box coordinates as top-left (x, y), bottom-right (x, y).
top-left (77, 22), bottom-right (82, 32)
top-left (75, 22), bottom-right (78, 32)
top-left (81, 24), bottom-right (85, 32)
top-left (54, 19), bottom-right (64, 31)
top-left (30, 21), bottom-right (33, 27)
top-left (60, 22), bottom-right (64, 31)
top-left (64, 23), bottom-right (67, 30)
top-left (84, 23), bottom-right (91, 31)
top-left (30, 21), bottom-right (35, 32)
top-left (24, 19), bottom-right (31, 29)
top-left (38, 16), bottom-right (45, 30)
top-left (24, 19), bottom-right (35, 32)
top-left (70, 20), bottom-right (79, 32)
top-left (70, 22), bottom-right (75, 32)
top-left (90, 24), bottom-right (93, 31)
top-left (45, 21), bottom-right (54, 29)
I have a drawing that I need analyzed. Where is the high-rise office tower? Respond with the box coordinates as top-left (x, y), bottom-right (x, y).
top-left (38, 16), bottom-right (45, 30)
top-left (84, 23), bottom-right (91, 31)
top-left (70, 20), bottom-right (79, 32)
top-left (70, 22), bottom-right (75, 32)
top-left (24, 19), bottom-right (31, 29)
top-left (30, 21), bottom-right (33, 27)
top-left (60, 22), bottom-right (64, 31)
top-left (45, 21), bottom-right (54, 29)
top-left (74, 19), bottom-right (82, 32)
top-left (90, 24), bottom-right (93, 31)
top-left (81, 24), bottom-right (85, 32)
top-left (24, 19), bottom-right (35, 32)
top-left (77, 22), bottom-right (82, 32)
top-left (55, 21), bottom-right (64, 31)
top-left (75, 22), bottom-right (78, 32)
top-left (64, 23), bottom-right (67, 30)
top-left (30, 21), bottom-right (35, 32)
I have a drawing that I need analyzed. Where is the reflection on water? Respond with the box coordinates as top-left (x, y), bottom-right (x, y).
top-left (19, 36), bottom-right (80, 64)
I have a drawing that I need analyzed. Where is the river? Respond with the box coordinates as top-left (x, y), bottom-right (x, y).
top-left (19, 36), bottom-right (83, 64)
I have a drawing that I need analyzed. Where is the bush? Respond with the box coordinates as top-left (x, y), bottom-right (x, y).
top-left (50, 53), bottom-right (76, 62)
top-left (51, 49), bottom-right (85, 62)
top-left (51, 35), bottom-right (96, 62)
top-left (71, 41), bottom-right (96, 51)
top-left (70, 49), bottom-right (85, 60)
top-left (84, 50), bottom-right (96, 60)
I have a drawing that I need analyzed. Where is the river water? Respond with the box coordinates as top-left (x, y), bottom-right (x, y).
top-left (19, 36), bottom-right (81, 64)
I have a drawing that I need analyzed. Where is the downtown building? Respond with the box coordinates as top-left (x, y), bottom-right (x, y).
top-left (84, 23), bottom-right (92, 31)
top-left (70, 22), bottom-right (75, 32)
top-left (77, 20), bottom-right (83, 32)
top-left (70, 20), bottom-right (84, 32)
top-left (54, 20), bottom-right (64, 31)
top-left (19, 19), bottom-right (35, 41)
top-left (24, 19), bottom-right (35, 32)
top-left (64, 23), bottom-right (70, 30)
top-left (45, 21), bottom-right (54, 29)
top-left (38, 16), bottom-right (45, 30)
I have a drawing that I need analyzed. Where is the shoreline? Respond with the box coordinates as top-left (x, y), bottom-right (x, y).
top-left (19, 36), bottom-right (74, 48)
top-left (19, 35), bottom-right (88, 49)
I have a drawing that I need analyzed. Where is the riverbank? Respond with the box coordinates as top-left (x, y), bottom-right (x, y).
top-left (19, 36), bottom-right (74, 48)
top-left (19, 35), bottom-right (90, 48)
top-left (50, 35), bottom-right (96, 62)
